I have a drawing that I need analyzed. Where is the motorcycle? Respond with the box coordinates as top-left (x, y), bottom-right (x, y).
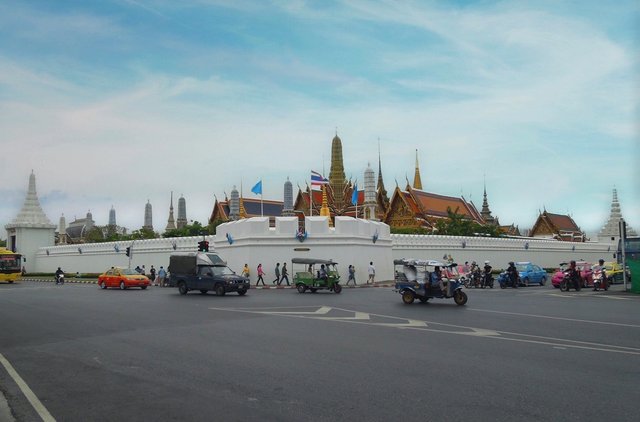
top-left (465, 268), bottom-right (482, 288)
top-left (592, 269), bottom-right (608, 291)
top-left (482, 272), bottom-right (494, 288)
top-left (560, 270), bottom-right (581, 292)
top-left (497, 271), bottom-right (518, 288)
top-left (55, 272), bottom-right (65, 285)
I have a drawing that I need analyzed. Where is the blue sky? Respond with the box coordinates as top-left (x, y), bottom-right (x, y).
top-left (1, 0), bottom-right (638, 237)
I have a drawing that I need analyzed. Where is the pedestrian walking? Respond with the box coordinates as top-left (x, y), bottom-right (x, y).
top-left (272, 263), bottom-right (280, 284)
top-left (241, 263), bottom-right (250, 281)
top-left (256, 264), bottom-right (265, 286)
top-left (157, 266), bottom-right (167, 287)
top-left (149, 265), bottom-right (156, 285)
top-left (279, 262), bottom-right (290, 286)
top-left (347, 265), bottom-right (357, 286)
top-left (367, 261), bottom-right (376, 284)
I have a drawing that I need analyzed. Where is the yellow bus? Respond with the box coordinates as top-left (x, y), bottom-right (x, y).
top-left (0, 248), bottom-right (22, 283)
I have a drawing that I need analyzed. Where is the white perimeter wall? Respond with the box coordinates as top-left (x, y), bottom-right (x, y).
top-left (34, 217), bottom-right (614, 279)
top-left (392, 234), bottom-right (614, 270)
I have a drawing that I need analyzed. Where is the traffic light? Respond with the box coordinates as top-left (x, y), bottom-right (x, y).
top-left (125, 247), bottom-right (131, 257)
top-left (198, 240), bottom-right (209, 252)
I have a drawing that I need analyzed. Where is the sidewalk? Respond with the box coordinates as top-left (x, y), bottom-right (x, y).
top-left (20, 278), bottom-right (397, 289)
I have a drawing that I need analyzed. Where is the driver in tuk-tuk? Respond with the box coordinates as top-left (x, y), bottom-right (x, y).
top-left (430, 266), bottom-right (447, 296)
top-left (319, 264), bottom-right (329, 283)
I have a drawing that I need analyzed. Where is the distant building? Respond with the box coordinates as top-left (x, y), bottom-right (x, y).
top-left (598, 188), bottom-right (636, 244)
top-left (143, 201), bottom-right (153, 231)
top-left (177, 195), bottom-right (187, 229)
top-left (529, 210), bottom-right (585, 242)
top-left (209, 195), bottom-right (284, 225)
top-left (66, 211), bottom-right (95, 242)
top-left (165, 192), bottom-right (176, 232)
top-left (384, 184), bottom-right (483, 230)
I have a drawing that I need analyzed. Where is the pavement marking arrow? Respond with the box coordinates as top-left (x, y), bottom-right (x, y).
top-left (461, 328), bottom-right (501, 337)
top-left (260, 306), bottom-right (333, 315)
top-left (314, 311), bottom-right (371, 321)
top-left (374, 319), bottom-right (428, 328)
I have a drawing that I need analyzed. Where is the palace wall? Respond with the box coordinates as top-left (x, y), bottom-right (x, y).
top-left (34, 217), bottom-right (613, 280)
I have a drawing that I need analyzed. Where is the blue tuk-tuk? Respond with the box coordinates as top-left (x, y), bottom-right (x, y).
top-left (394, 258), bottom-right (468, 306)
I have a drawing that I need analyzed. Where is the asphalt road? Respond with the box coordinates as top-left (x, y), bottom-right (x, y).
top-left (1, 281), bottom-right (639, 422)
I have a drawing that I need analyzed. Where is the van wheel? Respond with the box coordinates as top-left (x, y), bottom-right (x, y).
top-left (215, 284), bottom-right (226, 296)
top-left (200, 289), bottom-right (208, 294)
top-left (178, 282), bottom-right (188, 295)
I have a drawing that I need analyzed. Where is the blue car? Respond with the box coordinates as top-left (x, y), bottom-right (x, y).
top-left (515, 262), bottom-right (547, 286)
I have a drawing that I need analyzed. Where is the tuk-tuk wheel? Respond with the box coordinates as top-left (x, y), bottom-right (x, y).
top-left (333, 284), bottom-right (342, 294)
top-left (310, 288), bottom-right (318, 293)
top-left (419, 297), bottom-right (429, 303)
top-left (454, 290), bottom-right (468, 306)
top-left (402, 290), bottom-right (415, 304)
top-left (297, 284), bottom-right (306, 294)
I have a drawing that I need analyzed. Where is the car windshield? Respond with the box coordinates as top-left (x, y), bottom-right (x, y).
top-left (211, 266), bottom-right (235, 276)
top-left (516, 264), bottom-right (528, 271)
top-left (120, 269), bottom-right (139, 275)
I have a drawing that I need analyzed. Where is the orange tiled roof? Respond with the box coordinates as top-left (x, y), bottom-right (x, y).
top-left (411, 189), bottom-right (483, 223)
top-left (545, 212), bottom-right (580, 231)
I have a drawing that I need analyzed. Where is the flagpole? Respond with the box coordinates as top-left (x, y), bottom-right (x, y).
top-left (261, 190), bottom-right (264, 217)
top-left (310, 183), bottom-right (313, 216)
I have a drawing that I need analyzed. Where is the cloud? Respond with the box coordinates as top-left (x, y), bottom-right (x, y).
top-left (0, 1), bottom-right (637, 235)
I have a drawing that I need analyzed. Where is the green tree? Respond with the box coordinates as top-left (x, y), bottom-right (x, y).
top-left (84, 226), bottom-right (105, 243)
top-left (0, 238), bottom-right (6, 247)
top-left (434, 207), bottom-right (502, 237)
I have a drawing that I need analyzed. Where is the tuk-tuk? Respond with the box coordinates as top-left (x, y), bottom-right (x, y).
top-left (292, 258), bottom-right (342, 294)
top-left (394, 258), bottom-right (468, 305)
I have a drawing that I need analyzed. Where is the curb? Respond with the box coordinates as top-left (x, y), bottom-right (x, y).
top-left (21, 278), bottom-right (97, 284)
top-left (20, 279), bottom-right (396, 289)
top-left (252, 283), bottom-right (395, 289)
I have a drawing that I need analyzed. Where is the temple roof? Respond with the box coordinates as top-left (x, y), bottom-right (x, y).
top-left (5, 171), bottom-right (56, 229)
top-left (211, 198), bottom-right (284, 221)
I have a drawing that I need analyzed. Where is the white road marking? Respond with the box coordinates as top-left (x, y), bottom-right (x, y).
top-left (209, 305), bottom-right (640, 356)
top-left (468, 308), bottom-right (640, 328)
top-left (0, 353), bottom-right (56, 422)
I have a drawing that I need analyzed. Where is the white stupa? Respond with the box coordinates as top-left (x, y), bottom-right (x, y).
top-left (4, 171), bottom-right (56, 272)
top-left (598, 188), bottom-right (636, 244)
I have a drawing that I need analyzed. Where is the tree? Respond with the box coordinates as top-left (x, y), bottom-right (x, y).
top-left (0, 238), bottom-right (6, 247)
top-left (434, 207), bottom-right (502, 237)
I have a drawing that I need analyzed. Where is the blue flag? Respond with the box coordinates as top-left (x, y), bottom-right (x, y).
top-left (351, 183), bottom-right (358, 205)
top-left (251, 180), bottom-right (262, 195)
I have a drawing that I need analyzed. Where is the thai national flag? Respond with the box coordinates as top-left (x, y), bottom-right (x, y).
top-left (311, 170), bottom-right (329, 186)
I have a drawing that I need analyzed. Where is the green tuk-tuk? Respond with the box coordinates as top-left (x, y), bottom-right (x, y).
top-left (292, 258), bottom-right (342, 294)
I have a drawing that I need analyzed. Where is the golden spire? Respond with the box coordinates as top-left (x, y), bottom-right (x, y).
top-left (413, 149), bottom-right (423, 190)
top-left (239, 195), bottom-right (247, 219)
top-left (319, 185), bottom-right (332, 226)
top-left (320, 185), bottom-right (330, 217)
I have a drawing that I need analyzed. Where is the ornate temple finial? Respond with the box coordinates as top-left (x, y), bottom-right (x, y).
top-left (413, 149), bottom-right (423, 190)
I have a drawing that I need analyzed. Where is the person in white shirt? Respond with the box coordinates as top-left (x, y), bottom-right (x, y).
top-left (367, 262), bottom-right (376, 284)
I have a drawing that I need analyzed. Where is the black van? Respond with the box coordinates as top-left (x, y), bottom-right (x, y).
top-left (168, 252), bottom-right (249, 296)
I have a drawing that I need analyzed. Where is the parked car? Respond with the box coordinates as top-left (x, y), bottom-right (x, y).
top-left (515, 262), bottom-right (547, 286)
top-left (552, 263), bottom-right (567, 288)
top-left (98, 267), bottom-right (150, 290)
top-left (604, 261), bottom-right (632, 284)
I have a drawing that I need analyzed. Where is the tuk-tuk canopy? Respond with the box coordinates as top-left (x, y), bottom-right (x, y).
top-left (291, 258), bottom-right (337, 266)
top-left (395, 258), bottom-right (456, 268)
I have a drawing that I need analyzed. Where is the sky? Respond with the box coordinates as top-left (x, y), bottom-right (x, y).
top-left (1, 0), bottom-right (638, 238)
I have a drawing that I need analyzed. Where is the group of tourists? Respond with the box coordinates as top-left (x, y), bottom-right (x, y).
top-left (243, 261), bottom-right (377, 287)
top-left (134, 264), bottom-right (167, 286)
